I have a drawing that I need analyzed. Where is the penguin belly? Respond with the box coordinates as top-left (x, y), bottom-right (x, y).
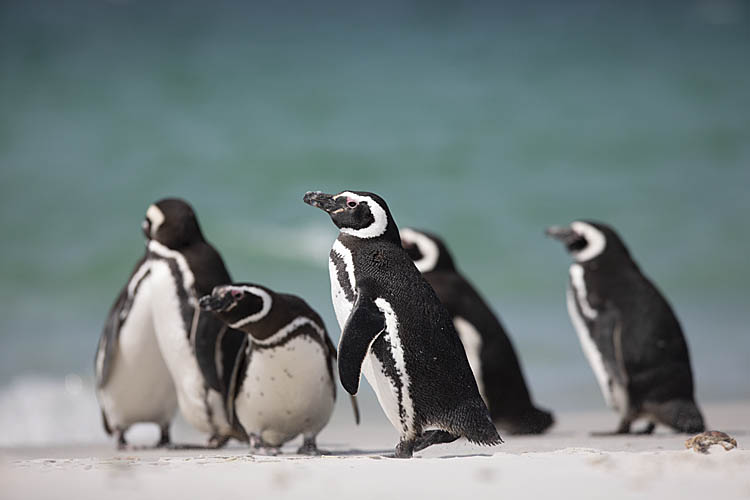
top-left (149, 260), bottom-right (233, 436)
top-left (98, 279), bottom-right (177, 429)
top-left (234, 336), bottom-right (335, 447)
top-left (328, 252), bottom-right (414, 436)
top-left (452, 316), bottom-right (487, 403)
top-left (360, 299), bottom-right (416, 437)
top-left (361, 348), bottom-right (409, 433)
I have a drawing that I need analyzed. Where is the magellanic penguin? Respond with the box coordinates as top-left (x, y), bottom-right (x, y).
top-left (199, 283), bottom-right (360, 455)
top-left (546, 220), bottom-right (705, 434)
top-left (400, 228), bottom-right (554, 435)
top-left (304, 190), bottom-right (502, 458)
top-left (95, 255), bottom-right (178, 449)
top-left (144, 198), bottom-right (247, 447)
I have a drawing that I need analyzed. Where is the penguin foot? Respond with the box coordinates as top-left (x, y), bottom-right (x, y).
top-left (297, 437), bottom-right (328, 455)
top-left (591, 416), bottom-right (634, 436)
top-left (155, 425), bottom-right (171, 448)
top-left (249, 434), bottom-right (282, 456)
top-left (207, 434), bottom-right (230, 449)
top-left (254, 446), bottom-right (282, 456)
top-left (116, 430), bottom-right (128, 450)
top-left (393, 438), bottom-right (415, 459)
top-left (635, 422), bottom-right (656, 435)
top-left (413, 430), bottom-right (460, 453)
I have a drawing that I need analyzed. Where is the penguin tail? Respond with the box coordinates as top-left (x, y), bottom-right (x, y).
top-left (498, 407), bottom-right (555, 435)
top-left (653, 399), bottom-right (705, 434)
top-left (452, 400), bottom-right (504, 447)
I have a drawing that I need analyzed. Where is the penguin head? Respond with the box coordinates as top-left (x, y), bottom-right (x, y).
top-left (142, 198), bottom-right (205, 249)
top-left (303, 190), bottom-right (400, 242)
top-left (546, 220), bottom-right (630, 263)
top-left (400, 228), bottom-right (456, 273)
top-left (199, 284), bottom-right (273, 332)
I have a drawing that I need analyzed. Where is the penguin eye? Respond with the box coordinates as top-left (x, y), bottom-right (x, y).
top-left (347, 200), bottom-right (358, 209)
top-left (231, 289), bottom-right (244, 300)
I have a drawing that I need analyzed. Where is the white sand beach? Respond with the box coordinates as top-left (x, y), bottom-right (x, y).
top-left (2, 401), bottom-right (748, 500)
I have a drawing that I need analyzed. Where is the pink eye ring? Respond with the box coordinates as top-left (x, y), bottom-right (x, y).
top-left (347, 199), bottom-right (358, 208)
top-left (231, 289), bottom-right (244, 299)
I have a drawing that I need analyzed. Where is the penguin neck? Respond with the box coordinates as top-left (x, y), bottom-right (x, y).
top-left (337, 224), bottom-right (401, 247)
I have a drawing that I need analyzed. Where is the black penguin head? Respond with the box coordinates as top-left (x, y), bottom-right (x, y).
top-left (199, 284), bottom-right (273, 333)
top-left (400, 228), bottom-right (456, 273)
top-left (142, 198), bottom-right (205, 249)
top-left (303, 190), bottom-right (400, 242)
top-left (546, 220), bottom-right (631, 263)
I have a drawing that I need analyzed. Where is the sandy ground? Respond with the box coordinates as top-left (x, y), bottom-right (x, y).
top-left (1, 402), bottom-right (748, 500)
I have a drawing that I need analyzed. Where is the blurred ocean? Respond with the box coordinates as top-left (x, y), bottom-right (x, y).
top-left (1, 0), bottom-right (748, 446)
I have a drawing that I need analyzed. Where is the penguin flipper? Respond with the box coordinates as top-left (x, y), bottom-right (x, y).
top-left (225, 335), bottom-right (251, 436)
top-left (96, 304), bottom-right (122, 388)
top-left (338, 289), bottom-right (385, 395)
top-left (589, 304), bottom-right (627, 387)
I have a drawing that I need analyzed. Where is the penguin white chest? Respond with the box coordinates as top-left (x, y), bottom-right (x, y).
top-left (235, 334), bottom-right (335, 447)
top-left (148, 259), bottom-right (231, 435)
top-left (453, 316), bottom-right (487, 403)
top-left (328, 240), bottom-right (356, 329)
top-left (97, 273), bottom-right (177, 428)
top-left (361, 299), bottom-right (415, 436)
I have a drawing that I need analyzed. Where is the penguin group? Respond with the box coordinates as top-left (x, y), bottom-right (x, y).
top-left (95, 191), bottom-right (704, 457)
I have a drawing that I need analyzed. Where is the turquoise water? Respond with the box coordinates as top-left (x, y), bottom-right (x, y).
top-left (0, 2), bottom-right (748, 442)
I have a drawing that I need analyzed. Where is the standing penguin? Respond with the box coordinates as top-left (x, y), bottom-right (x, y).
top-left (546, 220), bottom-right (705, 434)
top-left (199, 283), bottom-right (359, 455)
top-left (144, 198), bottom-right (247, 447)
top-left (95, 254), bottom-right (178, 449)
top-left (304, 190), bottom-right (502, 458)
top-left (400, 228), bottom-right (554, 435)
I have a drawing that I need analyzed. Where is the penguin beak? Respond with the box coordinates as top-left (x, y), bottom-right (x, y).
top-left (545, 225), bottom-right (576, 243)
top-left (303, 191), bottom-right (342, 213)
top-left (199, 292), bottom-right (234, 312)
top-left (546, 225), bottom-right (589, 254)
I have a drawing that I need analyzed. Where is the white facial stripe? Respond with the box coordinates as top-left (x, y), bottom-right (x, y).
top-left (400, 228), bottom-right (439, 273)
top-left (148, 240), bottom-right (196, 301)
top-left (146, 205), bottom-right (165, 238)
top-left (569, 264), bottom-right (598, 319)
top-left (374, 297), bottom-right (415, 434)
top-left (336, 191), bottom-right (389, 239)
top-left (570, 221), bottom-right (606, 262)
top-left (251, 316), bottom-right (325, 346)
top-left (228, 286), bottom-right (273, 328)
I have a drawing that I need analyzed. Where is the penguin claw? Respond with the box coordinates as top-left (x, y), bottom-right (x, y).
top-left (253, 446), bottom-right (281, 456)
top-left (208, 435), bottom-right (230, 449)
top-left (297, 442), bottom-right (325, 456)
